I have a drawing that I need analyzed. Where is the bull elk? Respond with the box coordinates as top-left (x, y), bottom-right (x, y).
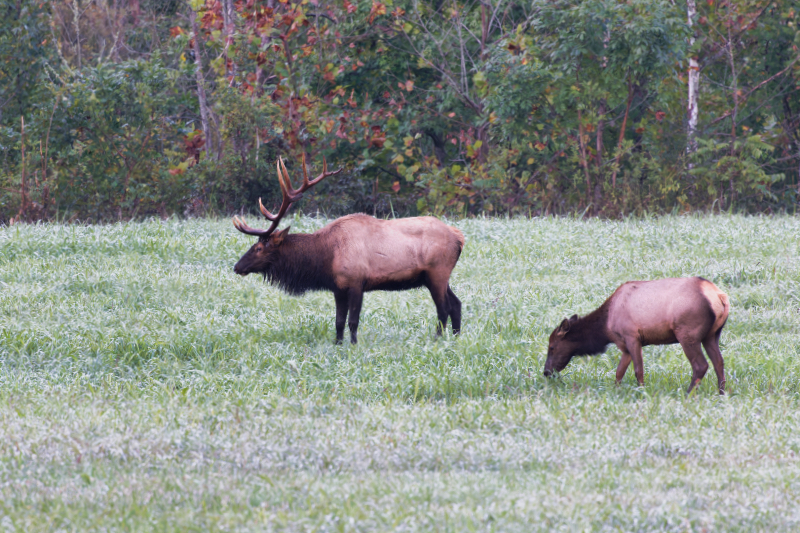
top-left (232, 154), bottom-right (465, 344)
top-left (543, 277), bottom-right (730, 394)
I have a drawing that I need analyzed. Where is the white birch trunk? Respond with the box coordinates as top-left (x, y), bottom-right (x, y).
top-left (687, 0), bottom-right (699, 155)
top-left (190, 10), bottom-right (212, 157)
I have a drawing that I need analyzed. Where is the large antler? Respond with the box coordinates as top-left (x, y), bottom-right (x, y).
top-left (232, 153), bottom-right (342, 237)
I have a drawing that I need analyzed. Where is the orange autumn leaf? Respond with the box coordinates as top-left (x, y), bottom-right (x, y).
top-left (368, 1), bottom-right (386, 23)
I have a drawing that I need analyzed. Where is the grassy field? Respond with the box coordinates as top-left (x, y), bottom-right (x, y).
top-left (1, 214), bottom-right (799, 531)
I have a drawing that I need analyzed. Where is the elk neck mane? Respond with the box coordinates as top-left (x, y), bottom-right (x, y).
top-left (565, 300), bottom-right (612, 356)
top-left (264, 233), bottom-right (334, 295)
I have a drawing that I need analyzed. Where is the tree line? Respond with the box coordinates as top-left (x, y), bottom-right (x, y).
top-left (1, 0), bottom-right (798, 222)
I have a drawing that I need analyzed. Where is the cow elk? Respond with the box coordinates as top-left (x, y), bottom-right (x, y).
top-left (543, 277), bottom-right (730, 394)
top-left (232, 154), bottom-right (465, 344)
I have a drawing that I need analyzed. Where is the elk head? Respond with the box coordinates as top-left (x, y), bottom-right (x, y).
top-left (233, 154), bottom-right (341, 276)
top-left (543, 314), bottom-right (579, 377)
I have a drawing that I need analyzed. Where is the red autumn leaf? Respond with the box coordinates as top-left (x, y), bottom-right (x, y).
top-left (369, 125), bottom-right (386, 148)
top-left (392, 7), bottom-right (405, 17)
top-left (655, 111), bottom-right (666, 121)
top-left (404, 80), bottom-right (414, 92)
top-left (184, 131), bottom-right (206, 163)
top-left (344, 0), bottom-right (357, 14)
top-left (392, 181), bottom-right (400, 192)
top-left (635, 127), bottom-right (645, 134)
top-left (169, 26), bottom-right (185, 38)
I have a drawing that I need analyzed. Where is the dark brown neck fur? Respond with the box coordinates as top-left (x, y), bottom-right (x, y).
top-left (265, 233), bottom-right (335, 295)
top-left (565, 300), bottom-right (612, 356)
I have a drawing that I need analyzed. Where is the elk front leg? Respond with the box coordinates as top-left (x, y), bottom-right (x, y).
top-left (624, 338), bottom-right (645, 387)
top-left (347, 287), bottom-right (363, 344)
top-left (333, 290), bottom-right (349, 345)
top-left (615, 349), bottom-right (632, 384)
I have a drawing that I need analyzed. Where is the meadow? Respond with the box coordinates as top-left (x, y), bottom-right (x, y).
top-left (1, 214), bottom-right (799, 531)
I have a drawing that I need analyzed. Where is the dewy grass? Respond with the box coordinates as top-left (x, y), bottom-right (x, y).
top-left (1, 214), bottom-right (799, 531)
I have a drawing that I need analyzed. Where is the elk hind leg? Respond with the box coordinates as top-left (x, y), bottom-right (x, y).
top-left (425, 273), bottom-right (450, 336)
top-left (702, 328), bottom-right (726, 395)
top-left (333, 290), bottom-right (349, 345)
top-left (347, 287), bottom-right (363, 344)
top-left (680, 338), bottom-right (709, 395)
top-left (447, 286), bottom-right (461, 335)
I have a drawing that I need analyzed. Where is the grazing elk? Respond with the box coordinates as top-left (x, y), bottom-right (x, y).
top-left (543, 277), bottom-right (730, 394)
top-left (232, 154), bottom-right (465, 344)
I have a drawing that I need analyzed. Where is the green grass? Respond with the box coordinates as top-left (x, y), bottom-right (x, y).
top-left (1, 214), bottom-right (799, 531)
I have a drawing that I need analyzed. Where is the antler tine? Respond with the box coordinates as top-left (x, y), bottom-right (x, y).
top-left (258, 197), bottom-right (280, 221)
top-left (300, 152), bottom-right (310, 189)
top-left (305, 155), bottom-right (333, 187)
top-left (278, 156), bottom-right (303, 200)
top-left (232, 215), bottom-right (270, 236)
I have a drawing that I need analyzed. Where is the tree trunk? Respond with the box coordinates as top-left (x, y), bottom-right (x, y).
top-left (72, 0), bottom-right (82, 70)
top-left (16, 116), bottom-right (28, 222)
top-left (726, 20), bottom-right (738, 205)
top-left (687, 0), bottom-right (699, 157)
top-left (425, 130), bottom-right (449, 169)
top-left (595, 98), bottom-right (606, 169)
top-left (784, 96), bottom-right (800, 191)
top-left (190, 10), bottom-right (213, 157)
top-left (577, 108), bottom-right (592, 207)
top-left (611, 82), bottom-right (634, 188)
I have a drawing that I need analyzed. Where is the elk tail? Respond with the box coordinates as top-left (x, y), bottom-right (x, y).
top-left (449, 226), bottom-right (465, 258)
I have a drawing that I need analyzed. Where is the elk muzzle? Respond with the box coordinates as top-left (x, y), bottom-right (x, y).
top-left (233, 258), bottom-right (250, 276)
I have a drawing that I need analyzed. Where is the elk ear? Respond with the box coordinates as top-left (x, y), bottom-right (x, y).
top-left (271, 226), bottom-right (291, 246)
top-left (557, 318), bottom-right (571, 336)
top-left (569, 314), bottom-right (578, 324)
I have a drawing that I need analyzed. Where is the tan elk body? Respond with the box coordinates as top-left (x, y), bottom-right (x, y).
top-left (543, 277), bottom-right (730, 394)
top-left (232, 155), bottom-right (464, 344)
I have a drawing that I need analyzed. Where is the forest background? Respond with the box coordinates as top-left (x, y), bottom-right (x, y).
top-left (1, 0), bottom-right (799, 222)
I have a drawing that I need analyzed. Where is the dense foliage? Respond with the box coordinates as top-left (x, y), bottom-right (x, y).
top-left (1, 0), bottom-right (798, 221)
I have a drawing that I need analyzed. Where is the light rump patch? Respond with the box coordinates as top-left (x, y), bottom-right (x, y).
top-left (699, 278), bottom-right (730, 333)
